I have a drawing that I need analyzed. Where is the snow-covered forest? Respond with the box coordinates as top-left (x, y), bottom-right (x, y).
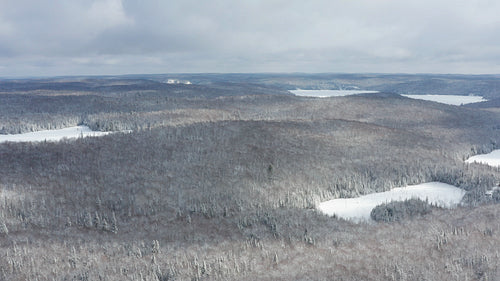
top-left (0, 74), bottom-right (499, 280)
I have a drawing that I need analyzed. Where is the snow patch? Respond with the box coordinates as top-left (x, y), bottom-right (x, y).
top-left (486, 186), bottom-right (499, 197)
top-left (0, 126), bottom-right (118, 143)
top-left (317, 182), bottom-right (465, 222)
top-left (401, 94), bottom-right (487, 105)
top-left (165, 79), bottom-right (191, 85)
top-left (290, 89), bottom-right (379, 98)
top-left (465, 149), bottom-right (500, 167)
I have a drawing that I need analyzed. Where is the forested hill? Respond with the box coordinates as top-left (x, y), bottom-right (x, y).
top-left (0, 76), bottom-right (499, 280)
top-left (0, 78), bottom-right (289, 134)
top-left (0, 77), bottom-right (287, 96)
top-left (3, 73), bottom-right (499, 98)
top-left (123, 73), bottom-right (500, 99)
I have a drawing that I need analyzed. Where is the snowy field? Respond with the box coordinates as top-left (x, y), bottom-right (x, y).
top-left (401, 94), bottom-right (487, 105)
top-left (0, 126), bottom-right (114, 143)
top-left (317, 182), bottom-right (465, 222)
top-left (290, 89), bottom-right (379, 98)
top-left (465, 149), bottom-right (500, 167)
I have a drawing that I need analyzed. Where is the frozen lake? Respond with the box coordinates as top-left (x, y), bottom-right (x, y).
top-left (290, 90), bottom-right (486, 105)
top-left (317, 182), bottom-right (465, 222)
top-left (465, 149), bottom-right (500, 167)
top-left (290, 89), bottom-right (379, 98)
top-left (401, 94), bottom-right (487, 105)
top-left (0, 126), bottom-right (113, 143)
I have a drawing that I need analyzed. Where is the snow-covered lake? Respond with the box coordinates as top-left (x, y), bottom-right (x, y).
top-left (290, 89), bottom-right (379, 98)
top-left (317, 182), bottom-right (465, 222)
top-left (290, 90), bottom-right (486, 105)
top-left (401, 94), bottom-right (487, 105)
top-left (0, 126), bottom-right (113, 143)
top-left (465, 149), bottom-right (500, 167)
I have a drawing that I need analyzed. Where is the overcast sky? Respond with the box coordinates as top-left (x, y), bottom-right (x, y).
top-left (0, 0), bottom-right (499, 77)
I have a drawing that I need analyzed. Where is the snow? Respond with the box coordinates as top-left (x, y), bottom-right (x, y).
top-left (465, 149), bottom-right (500, 167)
top-left (289, 90), bottom-right (487, 105)
top-left (401, 94), bottom-right (487, 105)
top-left (317, 182), bottom-right (465, 222)
top-left (290, 89), bottom-right (379, 98)
top-left (166, 79), bottom-right (191, 85)
top-left (486, 186), bottom-right (499, 196)
top-left (0, 126), bottom-right (114, 143)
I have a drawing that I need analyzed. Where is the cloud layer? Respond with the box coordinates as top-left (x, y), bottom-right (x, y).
top-left (1, 0), bottom-right (499, 76)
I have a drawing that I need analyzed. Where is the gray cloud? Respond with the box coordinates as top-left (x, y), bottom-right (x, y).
top-left (1, 0), bottom-right (499, 76)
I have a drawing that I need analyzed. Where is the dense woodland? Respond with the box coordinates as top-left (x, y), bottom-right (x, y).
top-left (127, 73), bottom-right (500, 99)
top-left (0, 75), bottom-right (500, 280)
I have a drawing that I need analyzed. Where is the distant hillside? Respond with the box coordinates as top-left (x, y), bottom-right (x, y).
top-left (4, 73), bottom-right (498, 99)
top-left (128, 73), bottom-right (500, 99)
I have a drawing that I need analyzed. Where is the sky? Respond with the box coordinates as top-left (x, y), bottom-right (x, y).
top-left (0, 0), bottom-right (499, 77)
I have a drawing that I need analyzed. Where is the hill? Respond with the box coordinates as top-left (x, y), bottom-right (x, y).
top-left (0, 76), bottom-right (499, 280)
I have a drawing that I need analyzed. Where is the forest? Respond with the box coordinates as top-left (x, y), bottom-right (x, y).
top-left (0, 74), bottom-right (499, 280)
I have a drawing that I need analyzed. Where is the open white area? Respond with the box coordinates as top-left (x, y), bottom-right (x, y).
top-left (465, 149), bottom-right (500, 167)
top-left (401, 94), bottom-right (487, 105)
top-left (317, 182), bottom-right (465, 222)
top-left (0, 126), bottom-right (113, 143)
top-left (290, 89), bottom-right (379, 98)
top-left (165, 79), bottom-right (191, 84)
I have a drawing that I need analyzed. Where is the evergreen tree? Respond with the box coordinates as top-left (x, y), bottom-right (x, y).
top-left (0, 221), bottom-right (8, 235)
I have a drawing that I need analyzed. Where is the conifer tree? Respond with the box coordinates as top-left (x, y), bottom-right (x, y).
top-left (0, 221), bottom-right (8, 235)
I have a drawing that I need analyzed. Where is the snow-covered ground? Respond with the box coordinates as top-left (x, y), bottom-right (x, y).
top-left (165, 79), bottom-right (191, 85)
top-left (401, 94), bottom-right (487, 105)
top-left (0, 126), bottom-right (114, 143)
top-left (317, 182), bottom-right (465, 222)
top-left (486, 186), bottom-right (499, 197)
top-left (290, 89), bottom-right (379, 98)
top-left (465, 149), bottom-right (500, 167)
